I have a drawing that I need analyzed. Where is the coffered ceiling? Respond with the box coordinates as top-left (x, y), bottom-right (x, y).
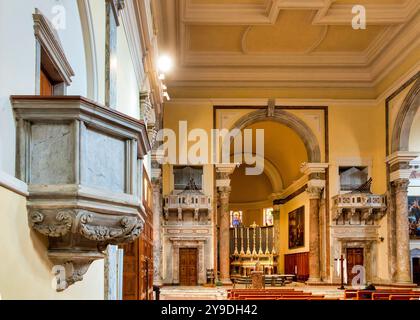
top-left (158, 0), bottom-right (420, 97)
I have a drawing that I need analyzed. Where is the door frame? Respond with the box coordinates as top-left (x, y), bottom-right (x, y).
top-left (179, 248), bottom-right (199, 286)
top-left (340, 240), bottom-right (375, 284)
top-left (410, 248), bottom-right (420, 283)
top-left (346, 247), bottom-right (365, 285)
top-left (171, 238), bottom-right (207, 285)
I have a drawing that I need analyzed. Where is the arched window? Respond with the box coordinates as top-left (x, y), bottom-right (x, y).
top-left (263, 208), bottom-right (274, 226)
top-left (230, 211), bottom-right (243, 227)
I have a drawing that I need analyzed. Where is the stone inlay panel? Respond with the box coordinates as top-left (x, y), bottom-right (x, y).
top-left (82, 127), bottom-right (126, 194)
top-left (31, 123), bottom-right (74, 184)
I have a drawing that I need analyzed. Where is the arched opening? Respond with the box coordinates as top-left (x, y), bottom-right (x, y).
top-left (227, 117), bottom-right (314, 280)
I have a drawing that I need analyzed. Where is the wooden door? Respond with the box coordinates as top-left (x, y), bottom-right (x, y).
top-left (40, 68), bottom-right (54, 96)
top-left (347, 248), bottom-right (364, 284)
top-left (179, 248), bottom-right (198, 286)
top-left (413, 258), bottom-right (420, 285)
top-left (122, 240), bottom-right (140, 300)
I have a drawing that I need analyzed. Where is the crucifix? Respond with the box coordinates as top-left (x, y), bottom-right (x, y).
top-left (335, 255), bottom-right (346, 290)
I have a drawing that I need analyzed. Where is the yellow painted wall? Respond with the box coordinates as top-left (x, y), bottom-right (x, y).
top-left (230, 166), bottom-right (272, 203)
top-left (328, 101), bottom-right (389, 280)
top-left (162, 102), bottom-right (214, 197)
top-left (0, 186), bottom-right (104, 300)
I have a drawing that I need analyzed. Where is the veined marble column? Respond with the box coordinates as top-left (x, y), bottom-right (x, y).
top-left (218, 186), bottom-right (232, 285)
top-left (272, 205), bottom-right (280, 270)
top-left (216, 164), bottom-right (236, 285)
top-left (386, 151), bottom-right (418, 285)
top-left (393, 178), bottom-right (411, 284)
top-left (151, 151), bottom-right (164, 286)
top-left (307, 186), bottom-right (322, 283)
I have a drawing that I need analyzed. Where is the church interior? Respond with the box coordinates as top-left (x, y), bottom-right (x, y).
top-left (0, 0), bottom-right (420, 301)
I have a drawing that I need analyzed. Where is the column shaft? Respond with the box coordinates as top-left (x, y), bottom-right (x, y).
top-left (307, 187), bottom-right (322, 283)
top-left (218, 187), bottom-right (231, 284)
top-left (393, 178), bottom-right (412, 284)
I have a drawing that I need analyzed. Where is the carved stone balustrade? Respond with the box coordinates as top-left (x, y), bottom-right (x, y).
top-left (332, 192), bottom-right (387, 224)
top-left (11, 96), bottom-right (151, 291)
top-left (163, 190), bottom-right (212, 222)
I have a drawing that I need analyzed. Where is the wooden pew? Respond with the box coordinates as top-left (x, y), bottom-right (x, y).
top-left (276, 295), bottom-right (325, 300)
top-left (228, 289), bottom-right (302, 300)
top-left (229, 289), bottom-right (299, 299)
top-left (372, 292), bottom-right (420, 300)
top-left (357, 290), bottom-right (415, 300)
top-left (344, 290), bottom-right (358, 299)
top-left (235, 293), bottom-right (311, 300)
top-left (389, 295), bottom-right (420, 300)
top-left (241, 295), bottom-right (315, 300)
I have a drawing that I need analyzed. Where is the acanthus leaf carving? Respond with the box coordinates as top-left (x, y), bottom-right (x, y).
top-left (29, 209), bottom-right (74, 237)
top-left (79, 213), bottom-right (144, 244)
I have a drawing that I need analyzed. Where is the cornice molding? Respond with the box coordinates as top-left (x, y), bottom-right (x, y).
top-left (33, 9), bottom-right (75, 85)
top-left (164, 0), bottom-right (420, 89)
top-left (0, 170), bottom-right (28, 197)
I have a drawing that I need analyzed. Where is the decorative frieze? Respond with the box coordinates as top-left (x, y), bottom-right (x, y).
top-left (12, 96), bottom-right (151, 291)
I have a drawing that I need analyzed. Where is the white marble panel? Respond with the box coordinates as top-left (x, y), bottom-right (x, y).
top-left (82, 128), bottom-right (126, 194)
top-left (30, 124), bottom-right (74, 184)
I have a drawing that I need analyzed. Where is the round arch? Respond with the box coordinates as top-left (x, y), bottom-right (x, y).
top-left (231, 152), bottom-right (284, 193)
top-left (232, 109), bottom-right (321, 163)
top-left (391, 78), bottom-right (420, 153)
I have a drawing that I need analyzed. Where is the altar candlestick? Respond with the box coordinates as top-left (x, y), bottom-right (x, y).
top-left (265, 227), bottom-right (270, 255)
top-left (272, 226), bottom-right (276, 254)
top-left (252, 225), bottom-right (257, 256)
top-left (258, 227), bottom-right (263, 255)
top-left (240, 227), bottom-right (245, 255)
top-left (246, 227), bottom-right (251, 255)
top-left (233, 227), bottom-right (239, 256)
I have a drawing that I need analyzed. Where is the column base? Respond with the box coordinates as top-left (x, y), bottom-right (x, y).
top-left (306, 278), bottom-right (323, 286)
top-left (220, 278), bottom-right (232, 285)
top-left (392, 282), bottom-right (417, 288)
top-left (153, 279), bottom-right (163, 287)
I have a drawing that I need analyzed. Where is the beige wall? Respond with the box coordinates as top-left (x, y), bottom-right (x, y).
top-left (162, 101), bottom-right (214, 197)
top-left (0, 186), bottom-right (104, 300)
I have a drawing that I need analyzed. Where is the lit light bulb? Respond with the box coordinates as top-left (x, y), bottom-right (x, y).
top-left (158, 55), bottom-right (173, 73)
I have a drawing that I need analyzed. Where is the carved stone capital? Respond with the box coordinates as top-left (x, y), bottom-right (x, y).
top-left (306, 186), bottom-right (323, 199)
top-left (391, 178), bottom-right (410, 193)
top-left (218, 186), bottom-right (231, 200)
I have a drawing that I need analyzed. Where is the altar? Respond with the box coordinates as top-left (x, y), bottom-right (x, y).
top-left (229, 224), bottom-right (278, 277)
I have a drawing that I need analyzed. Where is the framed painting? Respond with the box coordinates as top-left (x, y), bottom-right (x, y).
top-left (288, 206), bottom-right (305, 249)
top-left (408, 196), bottom-right (420, 240)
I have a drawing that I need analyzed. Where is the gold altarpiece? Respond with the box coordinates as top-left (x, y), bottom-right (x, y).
top-left (229, 224), bottom-right (278, 277)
